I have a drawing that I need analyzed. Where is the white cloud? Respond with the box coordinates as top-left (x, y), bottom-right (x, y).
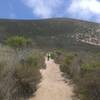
top-left (22, 0), bottom-right (100, 23)
top-left (22, 0), bottom-right (64, 18)
top-left (67, 0), bottom-right (100, 22)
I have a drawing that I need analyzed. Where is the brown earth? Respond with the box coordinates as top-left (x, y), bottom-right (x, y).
top-left (30, 57), bottom-right (75, 100)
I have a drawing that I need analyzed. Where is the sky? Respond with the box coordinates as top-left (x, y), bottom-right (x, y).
top-left (0, 0), bottom-right (100, 23)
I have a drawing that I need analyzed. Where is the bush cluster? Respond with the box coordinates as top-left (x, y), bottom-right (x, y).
top-left (0, 37), bottom-right (44, 100)
top-left (55, 50), bottom-right (100, 100)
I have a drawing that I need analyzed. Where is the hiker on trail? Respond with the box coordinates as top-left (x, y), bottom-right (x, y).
top-left (47, 53), bottom-right (51, 61)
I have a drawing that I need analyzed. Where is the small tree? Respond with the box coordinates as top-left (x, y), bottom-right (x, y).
top-left (5, 36), bottom-right (32, 60)
top-left (5, 36), bottom-right (32, 50)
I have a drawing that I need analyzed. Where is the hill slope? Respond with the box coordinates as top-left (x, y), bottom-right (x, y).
top-left (0, 18), bottom-right (100, 52)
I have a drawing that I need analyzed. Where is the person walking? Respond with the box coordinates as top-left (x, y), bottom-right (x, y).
top-left (47, 53), bottom-right (51, 61)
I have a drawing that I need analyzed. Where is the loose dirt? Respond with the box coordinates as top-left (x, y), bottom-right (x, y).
top-left (30, 58), bottom-right (74, 100)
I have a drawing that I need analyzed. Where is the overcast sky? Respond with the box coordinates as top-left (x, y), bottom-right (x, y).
top-left (0, 0), bottom-right (100, 23)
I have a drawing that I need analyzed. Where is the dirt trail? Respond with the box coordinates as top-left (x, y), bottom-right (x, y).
top-left (30, 58), bottom-right (74, 100)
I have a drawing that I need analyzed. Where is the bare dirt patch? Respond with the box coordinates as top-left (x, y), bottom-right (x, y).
top-left (30, 58), bottom-right (74, 100)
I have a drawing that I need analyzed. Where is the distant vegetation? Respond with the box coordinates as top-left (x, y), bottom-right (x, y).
top-left (0, 18), bottom-right (100, 52)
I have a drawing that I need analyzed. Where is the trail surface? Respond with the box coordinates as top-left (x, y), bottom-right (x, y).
top-left (30, 58), bottom-right (74, 100)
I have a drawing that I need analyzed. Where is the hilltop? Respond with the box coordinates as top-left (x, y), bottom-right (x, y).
top-left (0, 18), bottom-right (100, 52)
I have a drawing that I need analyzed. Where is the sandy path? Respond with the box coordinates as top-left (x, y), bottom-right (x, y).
top-left (30, 58), bottom-right (74, 100)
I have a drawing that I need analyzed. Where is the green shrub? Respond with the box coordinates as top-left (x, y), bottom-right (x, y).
top-left (63, 54), bottom-right (74, 65)
top-left (50, 52), bottom-right (55, 59)
top-left (54, 50), bottom-right (62, 56)
top-left (5, 36), bottom-right (32, 50)
top-left (78, 70), bottom-right (100, 100)
top-left (24, 56), bottom-right (38, 68)
top-left (60, 53), bottom-right (75, 76)
top-left (58, 52), bottom-right (100, 100)
top-left (81, 62), bottom-right (100, 73)
top-left (0, 45), bottom-right (44, 100)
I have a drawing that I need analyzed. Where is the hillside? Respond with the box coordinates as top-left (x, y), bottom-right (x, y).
top-left (0, 18), bottom-right (100, 52)
top-left (0, 18), bottom-right (100, 100)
